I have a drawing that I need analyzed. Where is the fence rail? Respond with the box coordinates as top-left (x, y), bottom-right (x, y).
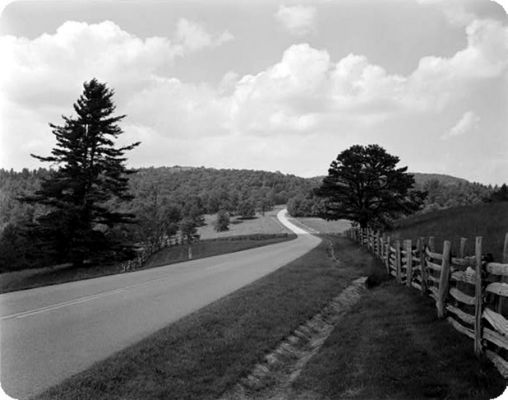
top-left (346, 227), bottom-right (508, 379)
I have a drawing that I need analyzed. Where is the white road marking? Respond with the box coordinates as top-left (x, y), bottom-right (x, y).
top-left (2, 288), bottom-right (128, 320)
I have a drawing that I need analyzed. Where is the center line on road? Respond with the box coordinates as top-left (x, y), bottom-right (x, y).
top-left (1, 288), bottom-right (128, 320)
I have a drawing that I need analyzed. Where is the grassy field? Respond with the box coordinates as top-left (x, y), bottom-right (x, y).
top-left (293, 216), bottom-right (351, 234)
top-left (0, 235), bottom-right (293, 294)
top-left (33, 236), bottom-right (503, 400)
top-left (198, 206), bottom-right (290, 239)
top-left (387, 201), bottom-right (508, 261)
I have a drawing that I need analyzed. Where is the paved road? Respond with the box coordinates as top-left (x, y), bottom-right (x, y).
top-left (0, 210), bottom-right (320, 399)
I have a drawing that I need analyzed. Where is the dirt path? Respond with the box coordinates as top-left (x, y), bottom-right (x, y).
top-left (219, 276), bottom-right (367, 400)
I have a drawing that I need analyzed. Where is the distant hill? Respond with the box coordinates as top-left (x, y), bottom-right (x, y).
top-left (0, 166), bottom-right (495, 229)
top-left (0, 166), bottom-right (317, 228)
top-left (411, 173), bottom-right (469, 187)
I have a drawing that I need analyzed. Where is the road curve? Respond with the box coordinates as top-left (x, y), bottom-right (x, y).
top-left (0, 209), bottom-right (320, 399)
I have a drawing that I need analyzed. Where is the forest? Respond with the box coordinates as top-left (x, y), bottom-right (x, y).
top-left (0, 166), bottom-right (315, 271)
top-left (0, 166), bottom-right (503, 272)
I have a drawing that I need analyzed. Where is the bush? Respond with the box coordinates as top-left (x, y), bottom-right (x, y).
top-left (214, 210), bottom-right (230, 232)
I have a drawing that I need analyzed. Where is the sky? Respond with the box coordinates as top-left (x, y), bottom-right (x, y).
top-left (0, 0), bottom-right (507, 184)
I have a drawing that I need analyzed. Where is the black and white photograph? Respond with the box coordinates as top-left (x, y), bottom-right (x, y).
top-left (0, 0), bottom-right (507, 399)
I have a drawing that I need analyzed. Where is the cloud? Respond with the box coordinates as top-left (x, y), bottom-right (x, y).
top-left (275, 5), bottom-right (316, 36)
top-left (175, 18), bottom-right (233, 52)
top-left (442, 111), bottom-right (480, 139)
top-left (0, 19), bottom-right (233, 110)
top-left (415, 0), bottom-right (508, 26)
top-left (1, 15), bottom-right (507, 183)
top-left (492, 0), bottom-right (508, 13)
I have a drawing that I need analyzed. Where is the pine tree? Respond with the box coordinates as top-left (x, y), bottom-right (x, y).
top-left (24, 79), bottom-right (140, 267)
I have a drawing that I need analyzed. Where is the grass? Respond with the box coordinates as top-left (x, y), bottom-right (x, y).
top-left (31, 236), bottom-right (505, 400)
top-left (0, 235), bottom-right (293, 294)
top-left (293, 244), bottom-right (505, 399)
top-left (33, 236), bottom-right (377, 400)
top-left (145, 233), bottom-right (294, 269)
top-left (293, 217), bottom-right (351, 234)
top-left (387, 202), bottom-right (508, 261)
top-left (198, 206), bottom-right (290, 240)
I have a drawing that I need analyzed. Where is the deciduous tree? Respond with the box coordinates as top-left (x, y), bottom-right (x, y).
top-left (316, 144), bottom-right (425, 228)
top-left (214, 210), bottom-right (230, 232)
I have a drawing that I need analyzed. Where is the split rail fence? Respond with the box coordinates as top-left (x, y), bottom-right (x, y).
top-left (346, 228), bottom-right (508, 379)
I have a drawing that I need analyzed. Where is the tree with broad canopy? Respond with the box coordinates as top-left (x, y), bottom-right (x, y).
top-left (315, 144), bottom-right (425, 229)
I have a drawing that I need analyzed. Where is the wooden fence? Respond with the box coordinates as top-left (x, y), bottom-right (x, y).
top-left (120, 235), bottom-right (180, 272)
top-left (346, 227), bottom-right (508, 378)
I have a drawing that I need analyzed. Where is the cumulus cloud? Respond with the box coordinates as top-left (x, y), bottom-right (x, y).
top-left (1, 15), bottom-right (507, 181)
top-left (275, 5), bottom-right (316, 35)
top-left (493, 0), bottom-right (508, 13)
top-left (442, 111), bottom-right (480, 139)
top-left (0, 19), bottom-right (233, 110)
top-left (175, 18), bottom-right (233, 52)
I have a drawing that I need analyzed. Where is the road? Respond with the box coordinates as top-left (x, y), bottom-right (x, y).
top-left (0, 209), bottom-right (320, 399)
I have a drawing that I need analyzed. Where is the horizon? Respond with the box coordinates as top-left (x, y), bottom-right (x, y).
top-left (1, 0), bottom-right (507, 185)
top-left (1, 163), bottom-right (492, 186)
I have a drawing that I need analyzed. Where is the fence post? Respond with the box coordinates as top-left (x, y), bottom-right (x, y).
top-left (474, 236), bottom-right (483, 355)
top-left (385, 236), bottom-right (391, 274)
top-left (379, 233), bottom-right (384, 260)
top-left (437, 240), bottom-right (451, 318)
top-left (406, 239), bottom-right (413, 287)
top-left (503, 233), bottom-right (508, 263)
top-left (459, 237), bottom-right (467, 259)
top-left (418, 237), bottom-right (427, 293)
top-left (428, 236), bottom-right (435, 252)
top-left (395, 240), bottom-right (402, 284)
top-left (496, 233), bottom-right (508, 313)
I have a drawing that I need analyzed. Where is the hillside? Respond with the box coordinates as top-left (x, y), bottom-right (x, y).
top-left (411, 172), bottom-right (469, 186)
top-left (1, 167), bottom-right (496, 227)
top-left (387, 201), bottom-right (508, 261)
top-left (0, 166), bottom-right (314, 226)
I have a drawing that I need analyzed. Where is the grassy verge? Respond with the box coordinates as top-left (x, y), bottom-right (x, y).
top-left (294, 217), bottom-right (351, 234)
top-left (33, 236), bottom-right (377, 400)
top-left (292, 238), bottom-right (506, 400)
top-left (388, 202), bottom-right (508, 260)
top-left (198, 206), bottom-right (290, 240)
top-left (0, 235), bottom-right (293, 294)
top-left (145, 233), bottom-right (294, 269)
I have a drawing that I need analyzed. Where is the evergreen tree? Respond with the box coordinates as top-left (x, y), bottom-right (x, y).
top-left (316, 144), bottom-right (425, 228)
top-left (24, 79), bottom-right (140, 267)
top-left (491, 184), bottom-right (508, 202)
